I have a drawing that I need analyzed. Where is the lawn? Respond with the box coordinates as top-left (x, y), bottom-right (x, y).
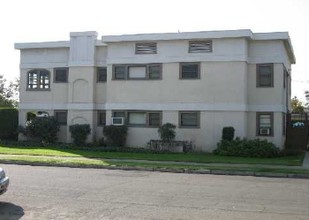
top-left (0, 144), bottom-right (304, 166)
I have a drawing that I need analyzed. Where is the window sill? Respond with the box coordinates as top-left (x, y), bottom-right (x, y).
top-left (26, 89), bottom-right (51, 91)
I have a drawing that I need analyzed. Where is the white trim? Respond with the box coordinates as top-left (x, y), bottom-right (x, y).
top-left (20, 62), bottom-right (68, 69)
top-left (15, 41), bottom-right (69, 49)
top-left (103, 29), bottom-right (253, 42)
top-left (18, 102), bottom-right (287, 112)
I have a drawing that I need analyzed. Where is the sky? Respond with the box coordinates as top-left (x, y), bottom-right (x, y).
top-left (1, 0), bottom-right (308, 101)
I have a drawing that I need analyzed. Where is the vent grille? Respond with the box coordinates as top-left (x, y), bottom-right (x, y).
top-left (135, 43), bottom-right (157, 54)
top-left (189, 41), bottom-right (212, 53)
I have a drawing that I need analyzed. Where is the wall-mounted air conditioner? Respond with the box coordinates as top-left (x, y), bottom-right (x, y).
top-left (112, 117), bottom-right (124, 126)
top-left (259, 128), bottom-right (270, 135)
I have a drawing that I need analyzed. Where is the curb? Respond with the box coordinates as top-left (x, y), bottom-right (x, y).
top-left (1, 160), bottom-right (308, 179)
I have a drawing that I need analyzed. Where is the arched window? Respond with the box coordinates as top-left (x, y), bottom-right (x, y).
top-left (27, 69), bottom-right (50, 90)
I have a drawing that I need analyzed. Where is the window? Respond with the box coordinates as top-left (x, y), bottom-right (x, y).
top-left (54, 68), bottom-right (68, 83)
top-left (27, 69), bottom-right (50, 90)
top-left (148, 64), bottom-right (162, 79)
top-left (128, 112), bottom-right (147, 126)
top-left (189, 41), bottom-right (212, 53)
top-left (97, 111), bottom-right (106, 126)
top-left (113, 65), bottom-right (126, 79)
top-left (148, 112), bottom-right (161, 127)
top-left (257, 112), bottom-right (273, 136)
top-left (54, 110), bottom-right (67, 125)
top-left (179, 111), bottom-right (200, 128)
top-left (97, 67), bottom-right (107, 82)
top-left (180, 63), bottom-right (200, 79)
top-left (113, 64), bottom-right (162, 80)
top-left (135, 42), bottom-right (157, 54)
top-left (112, 111), bottom-right (162, 127)
top-left (257, 64), bottom-right (273, 87)
top-left (128, 66), bottom-right (147, 79)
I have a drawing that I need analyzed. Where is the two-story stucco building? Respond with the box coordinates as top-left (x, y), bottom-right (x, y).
top-left (15, 29), bottom-right (295, 151)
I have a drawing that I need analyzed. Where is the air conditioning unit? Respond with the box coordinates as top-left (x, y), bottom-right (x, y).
top-left (259, 128), bottom-right (270, 135)
top-left (112, 117), bottom-right (124, 126)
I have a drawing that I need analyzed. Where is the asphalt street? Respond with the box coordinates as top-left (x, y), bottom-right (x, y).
top-left (0, 164), bottom-right (308, 220)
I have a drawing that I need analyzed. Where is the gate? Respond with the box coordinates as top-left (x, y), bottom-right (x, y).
top-left (286, 113), bottom-right (309, 150)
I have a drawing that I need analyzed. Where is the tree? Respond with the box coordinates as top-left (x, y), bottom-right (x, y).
top-left (291, 96), bottom-right (305, 113)
top-left (305, 90), bottom-right (309, 108)
top-left (0, 75), bottom-right (19, 108)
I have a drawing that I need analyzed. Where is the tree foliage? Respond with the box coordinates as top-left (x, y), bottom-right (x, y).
top-left (158, 123), bottom-right (176, 142)
top-left (0, 75), bottom-right (19, 108)
top-left (291, 96), bottom-right (305, 113)
top-left (21, 116), bottom-right (60, 143)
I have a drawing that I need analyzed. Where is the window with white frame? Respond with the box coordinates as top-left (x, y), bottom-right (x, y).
top-left (257, 64), bottom-right (274, 87)
top-left (257, 112), bottom-right (273, 136)
top-left (27, 69), bottom-right (50, 90)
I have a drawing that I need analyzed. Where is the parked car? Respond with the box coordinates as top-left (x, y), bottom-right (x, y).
top-left (0, 168), bottom-right (9, 195)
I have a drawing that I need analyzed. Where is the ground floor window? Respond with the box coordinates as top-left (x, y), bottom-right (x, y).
top-left (112, 111), bottom-right (162, 127)
top-left (97, 111), bottom-right (106, 126)
top-left (179, 111), bottom-right (200, 128)
top-left (257, 112), bottom-right (273, 136)
top-left (54, 110), bottom-right (67, 125)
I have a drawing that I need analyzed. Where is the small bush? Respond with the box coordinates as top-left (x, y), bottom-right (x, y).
top-left (103, 125), bottom-right (128, 147)
top-left (69, 124), bottom-right (91, 146)
top-left (0, 108), bottom-right (18, 140)
top-left (214, 138), bottom-right (280, 158)
top-left (22, 116), bottom-right (60, 143)
top-left (158, 123), bottom-right (176, 142)
top-left (222, 127), bottom-right (235, 141)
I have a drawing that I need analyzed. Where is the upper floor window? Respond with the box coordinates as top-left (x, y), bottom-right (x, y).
top-left (113, 64), bottom-right (162, 80)
top-left (257, 64), bottom-right (273, 87)
top-left (135, 42), bottom-right (157, 54)
top-left (180, 63), bottom-right (200, 79)
top-left (27, 69), bottom-right (50, 90)
top-left (189, 41), bottom-right (212, 53)
top-left (257, 112), bottom-right (273, 136)
top-left (54, 68), bottom-right (68, 83)
top-left (97, 67), bottom-right (107, 82)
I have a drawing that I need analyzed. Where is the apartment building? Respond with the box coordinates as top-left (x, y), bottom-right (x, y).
top-left (15, 29), bottom-right (295, 151)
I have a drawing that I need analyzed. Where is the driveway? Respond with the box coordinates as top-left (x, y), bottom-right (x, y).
top-left (0, 164), bottom-right (308, 220)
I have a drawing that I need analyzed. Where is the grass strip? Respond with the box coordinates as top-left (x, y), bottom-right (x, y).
top-left (0, 155), bottom-right (307, 175)
top-left (0, 145), bottom-right (304, 166)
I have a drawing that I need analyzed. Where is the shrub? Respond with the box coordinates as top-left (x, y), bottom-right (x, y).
top-left (0, 108), bottom-right (18, 140)
top-left (158, 123), bottom-right (176, 142)
top-left (22, 116), bottom-right (60, 143)
top-left (214, 138), bottom-right (280, 158)
top-left (103, 125), bottom-right (128, 147)
top-left (69, 124), bottom-right (91, 146)
top-left (222, 127), bottom-right (235, 141)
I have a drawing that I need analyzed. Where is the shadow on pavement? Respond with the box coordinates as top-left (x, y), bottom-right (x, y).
top-left (0, 202), bottom-right (24, 220)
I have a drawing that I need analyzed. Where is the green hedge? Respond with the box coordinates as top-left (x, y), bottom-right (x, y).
top-left (69, 124), bottom-right (91, 146)
top-left (214, 138), bottom-right (280, 158)
top-left (0, 108), bottom-right (18, 140)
